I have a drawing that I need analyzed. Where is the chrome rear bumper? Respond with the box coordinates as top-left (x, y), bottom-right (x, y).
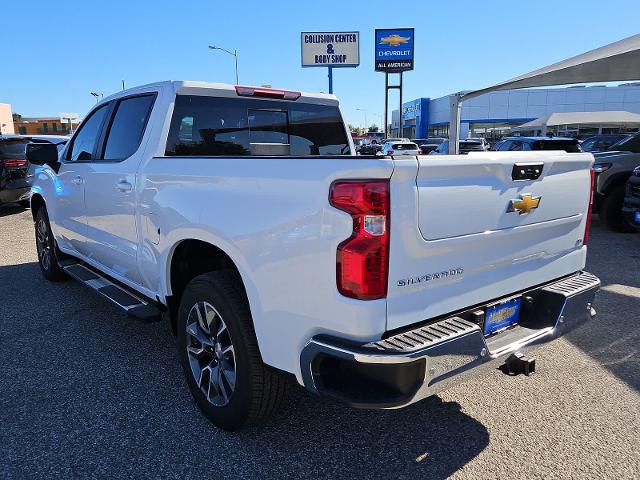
top-left (300, 271), bottom-right (600, 409)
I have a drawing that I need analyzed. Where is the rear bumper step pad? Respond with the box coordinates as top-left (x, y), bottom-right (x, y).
top-left (300, 271), bottom-right (600, 409)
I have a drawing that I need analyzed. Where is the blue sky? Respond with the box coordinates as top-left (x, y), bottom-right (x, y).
top-left (3, 0), bottom-right (638, 128)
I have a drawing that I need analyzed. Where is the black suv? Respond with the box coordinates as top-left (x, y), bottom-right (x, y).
top-left (0, 135), bottom-right (68, 208)
top-left (492, 136), bottom-right (582, 153)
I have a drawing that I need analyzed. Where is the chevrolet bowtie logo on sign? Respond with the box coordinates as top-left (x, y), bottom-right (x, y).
top-left (379, 34), bottom-right (411, 46)
top-left (508, 194), bottom-right (541, 215)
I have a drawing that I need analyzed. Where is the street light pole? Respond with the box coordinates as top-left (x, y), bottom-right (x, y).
top-left (208, 45), bottom-right (239, 84)
top-left (357, 109), bottom-right (384, 135)
top-left (357, 108), bottom-right (368, 131)
top-left (90, 92), bottom-right (103, 104)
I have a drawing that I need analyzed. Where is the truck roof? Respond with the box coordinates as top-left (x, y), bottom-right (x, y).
top-left (102, 80), bottom-right (339, 106)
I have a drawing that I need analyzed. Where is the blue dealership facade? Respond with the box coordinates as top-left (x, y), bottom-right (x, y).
top-left (390, 83), bottom-right (640, 140)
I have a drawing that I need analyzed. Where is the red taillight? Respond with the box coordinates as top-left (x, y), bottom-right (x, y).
top-left (4, 159), bottom-right (27, 168)
top-left (583, 168), bottom-right (595, 245)
top-left (329, 180), bottom-right (390, 300)
top-left (234, 85), bottom-right (301, 100)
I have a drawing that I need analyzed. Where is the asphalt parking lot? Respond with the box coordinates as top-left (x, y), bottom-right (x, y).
top-left (0, 205), bottom-right (638, 480)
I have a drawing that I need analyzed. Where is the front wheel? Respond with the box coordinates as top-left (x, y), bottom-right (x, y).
top-left (177, 271), bottom-right (288, 431)
top-left (34, 208), bottom-right (67, 281)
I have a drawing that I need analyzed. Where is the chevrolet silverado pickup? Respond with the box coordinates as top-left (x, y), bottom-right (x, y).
top-left (27, 81), bottom-right (600, 431)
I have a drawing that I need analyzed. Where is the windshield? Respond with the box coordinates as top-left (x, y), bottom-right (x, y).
top-left (608, 133), bottom-right (640, 153)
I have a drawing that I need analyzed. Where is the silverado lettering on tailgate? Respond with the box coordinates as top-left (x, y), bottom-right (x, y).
top-left (397, 267), bottom-right (464, 287)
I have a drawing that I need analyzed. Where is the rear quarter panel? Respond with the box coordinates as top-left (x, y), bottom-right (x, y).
top-left (138, 155), bottom-right (394, 381)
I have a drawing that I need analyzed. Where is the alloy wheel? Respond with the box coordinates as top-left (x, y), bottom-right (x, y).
top-left (185, 301), bottom-right (236, 407)
top-left (36, 218), bottom-right (52, 271)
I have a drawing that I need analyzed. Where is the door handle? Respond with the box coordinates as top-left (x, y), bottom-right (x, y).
top-left (115, 179), bottom-right (133, 192)
top-left (71, 175), bottom-right (84, 185)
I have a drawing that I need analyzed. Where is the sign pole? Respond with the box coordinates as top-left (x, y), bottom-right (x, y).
top-left (399, 72), bottom-right (403, 138)
top-left (384, 73), bottom-right (389, 139)
top-left (328, 66), bottom-right (333, 94)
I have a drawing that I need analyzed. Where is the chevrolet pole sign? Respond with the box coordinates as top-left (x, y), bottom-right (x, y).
top-left (375, 28), bottom-right (415, 72)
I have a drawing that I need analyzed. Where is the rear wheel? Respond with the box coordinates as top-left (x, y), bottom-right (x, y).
top-left (600, 185), bottom-right (636, 233)
top-left (177, 271), bottom-right (288, 431)
top-left (34, 208), bottom-right (67, 281)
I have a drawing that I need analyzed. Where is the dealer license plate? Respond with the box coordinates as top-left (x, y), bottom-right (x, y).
top-left (484, 297), bottom-right (522, 336)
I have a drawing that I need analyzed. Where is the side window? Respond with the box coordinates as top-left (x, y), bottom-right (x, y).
top-left (68, 105), bottom-right (109, 161)
top-left (498, 140), bottom-right (512, 151)
top-left (103, 95), bottom-right (155, 160)
top-left (509, 141), bottom-right (523, 151)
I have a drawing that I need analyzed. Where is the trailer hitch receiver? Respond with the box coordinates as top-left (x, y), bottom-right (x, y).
top-left (502, 351), bottom-right (536, 376)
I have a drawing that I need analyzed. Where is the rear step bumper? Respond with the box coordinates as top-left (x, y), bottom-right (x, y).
top-left (300, 271), bottom-right (600, 409)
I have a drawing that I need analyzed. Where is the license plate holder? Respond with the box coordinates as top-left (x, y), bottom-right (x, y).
top-left (484, 297), bottom-right (522, 336)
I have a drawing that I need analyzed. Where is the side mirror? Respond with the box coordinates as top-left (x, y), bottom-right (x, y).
top-left (26, 143), bottom-right (59, 167)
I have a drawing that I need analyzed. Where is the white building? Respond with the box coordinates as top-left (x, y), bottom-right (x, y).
top-left (391, 83), bottom-right (640, 140)
top-left (0, 103), bottom-right (15, 135)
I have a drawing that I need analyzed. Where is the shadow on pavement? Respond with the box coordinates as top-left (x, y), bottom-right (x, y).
top-left (0, 262), bottom-right (489, 479)
top-left (564, 218), bottom-right (640, 391)
top-left (0, 204), bottom-right (28, 218)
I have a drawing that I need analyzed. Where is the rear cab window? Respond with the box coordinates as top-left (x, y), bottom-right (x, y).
top-left (165, 95), bottom-right (350, 156)
top-left (533, 140), bottom-right (581, 153)
top-left (392, 143), bottom-right (418, 151)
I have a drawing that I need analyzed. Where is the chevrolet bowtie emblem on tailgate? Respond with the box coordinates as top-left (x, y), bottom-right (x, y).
top-left (508, 194), bottom-right (541, 215)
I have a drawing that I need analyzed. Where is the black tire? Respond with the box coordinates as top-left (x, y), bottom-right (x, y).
top-left (600, 185), bottom-right (636, 233)
top-left (34, 207), bottom-right (67, 281)
top-left (177, 271), bottom-right (288, 431)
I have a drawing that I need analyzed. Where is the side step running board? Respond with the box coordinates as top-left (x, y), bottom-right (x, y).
top-left (61, 260), bottom-right (163, 323)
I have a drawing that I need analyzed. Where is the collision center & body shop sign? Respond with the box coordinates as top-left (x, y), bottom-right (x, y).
top-left (301, 32), bottom-right (360, 67)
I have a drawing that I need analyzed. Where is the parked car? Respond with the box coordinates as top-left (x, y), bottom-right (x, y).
top-left (28, 80), bottom-right (599, 431)
top-left (380, 140), bottom-right (420, 155)
top-left (418, 137), bottom-right (446, 154)
top-left (430, 138), bottom-right (487, 154)
top-left (357, 142), bottom-right (382, 155)
top-left (592, 132), bottom-right (640, 231)
top-left (411, 138), bottom-right (429, 147)
top-left (383, 137), bottom-right (410, 144)
top-left (0, 135), bottom-right (68, 208)
top-left (467, 137), bottom-right (490, 151)
top-left (492, 137), bottom-right (582, 153)
top-left (621, 165), bottom-right (640, 230)
top-left (580, 134), bottom-right (631, 153)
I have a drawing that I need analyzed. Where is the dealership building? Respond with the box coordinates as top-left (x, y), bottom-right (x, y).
top-left (390, 83), bottom-right (640, 140)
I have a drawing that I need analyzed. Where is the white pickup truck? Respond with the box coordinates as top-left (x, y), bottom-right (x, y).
top-left (27, 81), bottom-right (600, 431)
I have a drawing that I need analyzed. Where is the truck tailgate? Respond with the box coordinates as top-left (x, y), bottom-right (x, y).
top-left (386, 151), bottom-right (594, 331)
